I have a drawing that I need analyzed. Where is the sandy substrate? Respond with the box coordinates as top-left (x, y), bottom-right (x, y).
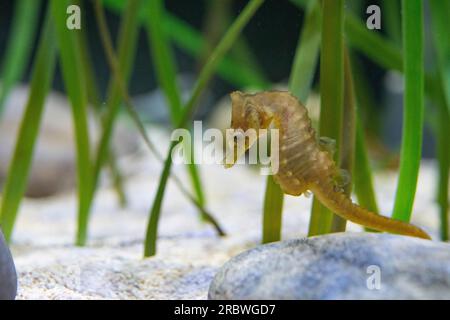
top-left (10, 130), bottom-right (441, 299)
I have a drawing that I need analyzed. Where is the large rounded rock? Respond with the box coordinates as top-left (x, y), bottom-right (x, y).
top-left (0, 230), bottom-right (17, 300)
top-left (208, 233), bottom-right (450, 300)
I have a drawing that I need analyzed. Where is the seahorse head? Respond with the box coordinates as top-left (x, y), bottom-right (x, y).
top-left (224, 91), bottom-right (270, 168)
top-left (230, 91), bottom-right (272, 131)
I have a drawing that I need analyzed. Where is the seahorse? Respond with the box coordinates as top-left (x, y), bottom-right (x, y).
top-left (224, 90), bottom-right (431, 240)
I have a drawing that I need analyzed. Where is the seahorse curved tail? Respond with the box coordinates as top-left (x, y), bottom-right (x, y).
top-left (311, 183), bottom-right (431, 240)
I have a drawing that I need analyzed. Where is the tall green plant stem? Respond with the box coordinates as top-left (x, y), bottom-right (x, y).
top-left (262, 176), bottom-right (284, 243)
top-left (392, 0), bottom-right (424, 222)
top-left (352, 57), bottom-right (380, 218)
top-left (144, 0), bottom-right (265, 257)
top-left (430, 0), bottom-right (450, 240)
top-left (330, 49), bottom-right (356, 232)
top-left (308, 0), bottom-right (344, 236)
top-left (354, 117), bottom-right (379, 213)
top-left (0, 9), bottom-right (56, 242)
top-left (382, 0), bottom-right (401, 45)
top-left (52, 0), bottom-right (93, 245)
top-left (429, 0), bottom-right (450, 113)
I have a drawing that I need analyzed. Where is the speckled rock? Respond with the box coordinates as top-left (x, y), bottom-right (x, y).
top-left (0, 230), bottom-right (17, 300)
top-left (208, 233), bottom-right (450, 300)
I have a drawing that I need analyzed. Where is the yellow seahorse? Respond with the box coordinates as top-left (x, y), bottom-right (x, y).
top-left (225, 90), bottom-right (431, 240)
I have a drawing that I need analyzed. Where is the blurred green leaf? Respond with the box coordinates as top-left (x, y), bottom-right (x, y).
top-left (350, 54), bottom-right (383, 137)
top-left (0, 0), bottom-right (41, 114)
top-left (430, 0), bottom-right (450, 240)
top-left (354, 117), bottom-right (379, 213)
top-left (308, 0), bottom-right (345, 236)
top-left (350, 55), bottom-right (380, 221)
top-left (0, 9), bottom-right (56, 242)
top-left (75, 0), bottom-right (102, 111)
top-left (430, 0), bottom-right (450, 114)
top-left (51, 0), bottom-right (93, 245)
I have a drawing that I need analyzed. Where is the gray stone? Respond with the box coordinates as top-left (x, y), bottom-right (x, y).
top-left (208, 233), bottom-right (450, 300)
top-left (0, 230), bottom-right (17, 300)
